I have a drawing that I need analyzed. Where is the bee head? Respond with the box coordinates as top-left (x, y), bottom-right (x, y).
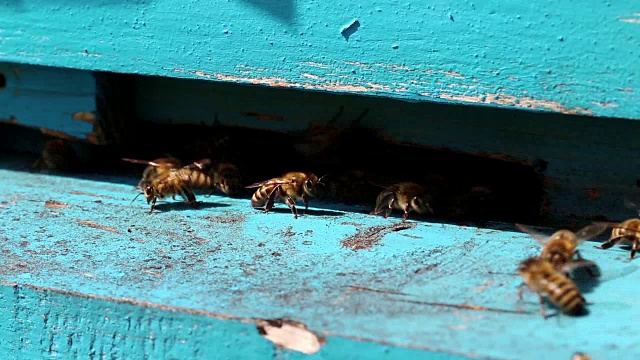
top-left (303, 173), bottom-right (322, 196)
top-left (517, 257), bottom-right (542, 273)
top-left (411, 195), bottom-right (434, 214)
top-left (143, 184), bottom-right (156, 203)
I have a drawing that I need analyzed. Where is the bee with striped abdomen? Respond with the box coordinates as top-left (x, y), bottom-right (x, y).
top-left (128, 158), bottom-right (217, 213)
top-left (517, 256), bottom-right (587, 318)
top-left (594, 218), bottom-right (640, 259)
top-left (370, 182), bottom-right (434, 222)
top-left (516, 223), bottom-right (609, 273)
top-left (247, 172), bottom-right (324, 219)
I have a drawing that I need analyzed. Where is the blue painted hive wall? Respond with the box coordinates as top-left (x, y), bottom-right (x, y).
top-left (0, 0), bottom-right (638, 118)
top-left (1, 1), bottom-right (640, 359)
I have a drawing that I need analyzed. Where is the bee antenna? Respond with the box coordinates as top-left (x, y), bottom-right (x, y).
top-left (130, 192), bottom-right (143, 205)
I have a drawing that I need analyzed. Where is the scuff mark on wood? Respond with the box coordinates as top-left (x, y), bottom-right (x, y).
top-left (424, 92), bottom-right (591, 115)
top-left (341, 222), bottom-right (416, 250)
top-left (619, 13), bottom-right (640, 23)
top-left (395, 299), bottom-right (530, 315)
top-left (256, 319), bottom-right (327, 355)
top-left (592, 101), bottom-right (619, 108)
top-left (44, 200), bottom-right (68, 209)
top-left (72, 111), bottom-right (97, 124)
top-left (142, 269), bottom-right (163, 278)
top-left (75, 219), bottom-right (121, 234)
top-left (68, 191), bottom-right (114, 199)
top-left (345, 285), bottom-right (409, 296)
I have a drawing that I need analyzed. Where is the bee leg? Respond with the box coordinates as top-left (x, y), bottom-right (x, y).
top-left (285, 197), bottom-right (299, 219)
top-left (402, 205), bottom-right (412, 223)
top-left (263, 185), bottom-right (281, 214)
top-left (301, 194), bottom-right (309, 215)
top-left (517, 282), bottom-right (527, 301)
top-left (574, 249), bottom-right (584, 260)
top-left (538, 296), bottom-right (548, 319)
top-left (630, 240), bottom-right (639, 259)
top-left (148, 197), bottom-right (157, 214)
top-left (383, 198), bottom-right (395, 219)
top-left (182, 189), bottom-right (198, 209)
top-left (594, 237), bottom-right (621, 250)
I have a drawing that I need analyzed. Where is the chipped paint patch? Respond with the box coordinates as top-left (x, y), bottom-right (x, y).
top-left (423, 92), bottom-right (591, 115)
top-left (192, 71), bottom-right (388, 93)
top-left (72, 111), bottom-right (97, 124)
top-left (256, 319), bottom-right (327, 354)
top-left (44, 200), bottom-right (68, 209)
top-left (592, 101), bottom-right (619, 108)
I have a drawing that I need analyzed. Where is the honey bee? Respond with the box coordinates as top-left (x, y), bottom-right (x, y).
top-left (123, 156), bottom-right (183, 190)
top-left (128, 158), bottom-right (217, 213)
top-left (517, 257), bottom-right (587, 317)
top-left (594, 218), bottom-right (640, 259)
top-left (370, 182), bottom-right (434, 222)
top-left (212, 162), bottom-right (243, 197)
top-left (246, 172), bottom-right (324, 219)
top-left (571, 352), bottom-right (591, 360)
top-left (515, 223), bottom-right (609, 272)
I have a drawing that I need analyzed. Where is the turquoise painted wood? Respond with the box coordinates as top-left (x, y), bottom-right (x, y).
top-left (0, 63), bottom-right (97, 142)
top-left (0, 1), bottom-right (638, 119)
top-left (0, 157), bottom-right (639, 359)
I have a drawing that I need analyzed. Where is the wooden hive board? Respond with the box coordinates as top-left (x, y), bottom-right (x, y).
top-left (0, 0), bottom-right (638, 118)
top-left (0, 157), bottom-right (638, 359)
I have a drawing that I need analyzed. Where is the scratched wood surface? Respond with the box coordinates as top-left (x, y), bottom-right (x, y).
top-left (0, 1), bottom-right (638, 118)
top-left (0, 157), bottom-right (639, 359)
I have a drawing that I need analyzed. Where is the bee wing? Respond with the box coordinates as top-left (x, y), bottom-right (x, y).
top-left (123, 158), bottom-right (181, 169)
top-left (514, 223), bottom-right (549, 245)
top-left (184, 158), bottom-right (213, 171)
top-left (574, 222), bottom-right (613, 244)
top-left (245, 178), bottom-right (296, 189)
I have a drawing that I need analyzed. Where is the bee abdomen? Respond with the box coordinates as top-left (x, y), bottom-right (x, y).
top-left (251, 185), bottom-right (274, 208)
top-left (547, 273), bottom-right (585, 315)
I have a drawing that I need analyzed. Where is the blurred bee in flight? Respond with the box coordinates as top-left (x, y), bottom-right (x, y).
top-left (593, 218), bottom-right (640, 260)
top-left (517, 256), bottom-right (587, 318)
top-left (515, 223), bottom-right (608, 278)
top-left (247, 172), bottom-right (325, 219)
top-left (371, 182), bottom-right (434, 222)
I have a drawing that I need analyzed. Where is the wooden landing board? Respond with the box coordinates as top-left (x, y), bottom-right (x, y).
top-left (0, 1), bottom-right (638, 118)
top-left (0, 158), bottom-right (638, 359)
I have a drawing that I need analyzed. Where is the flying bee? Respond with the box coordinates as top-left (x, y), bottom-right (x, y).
top-left (123, 156), bottom-right (183, 190)
top-left (515, 223), bottom-right (609, 273)
top-left (212, 162), bottom-right (243, 197)
top-left (571, 352), bottom-right (591, 360)
top-left (593, 218), bottom-right (640, 259)
top-left (246, 172), bottom-right (325, 219)
top-left (128, 158), bottom-right (216, 213)
top-left (370, 182), bottom-right (434, 222)
top-left (517, 257), bottom-right (587, 318)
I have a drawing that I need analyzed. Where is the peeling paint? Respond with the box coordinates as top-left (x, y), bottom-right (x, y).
top-left (193, 71), bottom-right (388, 93)
top-left (256, 319), bottom-right (327, 355)
top-left (72, 111), bottom-right (97, 124)
top-left (424, 92), bottom-right (591, 115)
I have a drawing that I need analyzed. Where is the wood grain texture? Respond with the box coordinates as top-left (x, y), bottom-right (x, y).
top-left (0, 157), bottom-right (638, 359)
top-left (0, 1), bottom-right (638, 118)
top-left (0, 284), bottom-right (472, 360)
